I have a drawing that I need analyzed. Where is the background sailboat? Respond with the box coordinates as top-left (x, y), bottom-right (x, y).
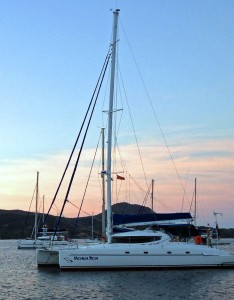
top-left (18, 172), bottom-right (69, 249)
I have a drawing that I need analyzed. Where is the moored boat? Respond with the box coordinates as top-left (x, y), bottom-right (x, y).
top-left (36, 9), bottom-right (234, 270)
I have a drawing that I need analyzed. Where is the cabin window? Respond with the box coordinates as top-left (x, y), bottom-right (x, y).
top-left (112, 236), bottom-right (162, 244)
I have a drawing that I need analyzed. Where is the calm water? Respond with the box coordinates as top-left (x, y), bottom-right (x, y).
top-left (1, 240), bottom-right (234, 300)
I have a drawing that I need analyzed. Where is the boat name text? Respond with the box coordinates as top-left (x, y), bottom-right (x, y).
top-left (74, 256), bottom-right (98, 261)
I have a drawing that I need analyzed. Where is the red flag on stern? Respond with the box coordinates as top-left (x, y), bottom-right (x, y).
top-left (117, 175), bottom-right (125, 180)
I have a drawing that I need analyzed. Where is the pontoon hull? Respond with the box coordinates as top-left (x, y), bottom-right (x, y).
top-left (37, 249), bottom-right (60, 266)
top-left (37, 242), bottom-right (234, 269)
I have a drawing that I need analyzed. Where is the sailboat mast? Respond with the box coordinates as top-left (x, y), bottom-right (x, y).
top-left (101, 127), bottom-right (106, 240)
top-left (35, 171), bottom-right (39, 241)
top-left (194, 178), bottom-right (197, 226)
top-left (106, 9), bottom-right (120, 244)
top-left (42, 195), bottom-right (45, 225)
top-left (151, 179), bottom-right (154, 212)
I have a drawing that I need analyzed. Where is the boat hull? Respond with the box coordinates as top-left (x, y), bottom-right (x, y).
top-left (37, 242), bottom-right (234, 270)
top-left (37, 248), bottom-right (60, 266)
top-left (36, 243), bottom-right (81, 266)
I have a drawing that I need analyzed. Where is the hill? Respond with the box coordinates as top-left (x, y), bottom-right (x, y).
top-left (0, 202), bottom-right (233, 239)
top-left (0, 202), bottom-right (153, 239)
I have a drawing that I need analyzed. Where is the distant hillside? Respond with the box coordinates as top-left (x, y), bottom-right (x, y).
top-left (0, 202), bottom-right (152, 239)
top-left (0, 202), bottom-right (233, 239)
top-left (0, 208), bottom-right (95, 239)
top-left (111, 202), bottom-right (153, 215)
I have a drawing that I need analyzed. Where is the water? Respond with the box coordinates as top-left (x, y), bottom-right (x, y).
top-left (1, 240), bottom-right (234, 299)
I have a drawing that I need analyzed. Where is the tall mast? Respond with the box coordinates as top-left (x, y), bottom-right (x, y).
top-left (106, 9), bottom-right (120, 244)
top-left (101, 127), bottom-right (106, 240)
top-left (35, 171), bottom-right (39, 241)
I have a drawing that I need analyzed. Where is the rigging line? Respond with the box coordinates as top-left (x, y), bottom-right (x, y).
top-left (102, 66), bottom-right (111, 128)
top-left (116, 143), bottom-right (127, 173)
top-left (181, 165), bottom-right (191, 212)
top-left (152, 181), bottom-right (176, 213)
top-left (120, 20), bottom-right (190, 210)
top-left (71, 132), bottom-right (102, 237)
top-left (22, 184), bottom-right (37, 237)
top-left (67, 200), bottom-right (102, 224)
top-left (51, 203), bottom-right (61, 214)
top-left (116, 179), bottom-right (124, 203)
top-left (49, 204), bottom-right (65, 227)
top-left (114, 65), bottom-right (124, 138)
top-left (118, 65), bottom-right (148, 190)
top-left (113, 47), bottom-right (124, 161)
top-left (128, 173), bottom-right (146, 193)
top-left (111, 72), bottom-right (126, 175)
top-left (139, 185), bottom-right (151, 215)
top-left (53, 51), bottom-right (111, 239)
top-left (189, 190), bottom-right (195, 214)
top-left (56, 215), bottom-right (74, 227)
top-left (73, 218), bottom-right (102, 236)
top-left (43, 48), bottom-right (111, 226)
top-left (113, 73), bottom-right (125, 191)
top-left (128, 181), bottom-right (142, 206)
top-left (24, 184), bottom-right (36, 225)
top-left (140, 188), bottom-right (150, 210)
top-left (157, 199), bottom-right (177, 213)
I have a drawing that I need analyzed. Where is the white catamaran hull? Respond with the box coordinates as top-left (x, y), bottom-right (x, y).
top-left (59, 244), bottom-right (234, 269)
top-left (37, 242), bottom-right (234, 269)
top-left (37, 248), bottom-right (60, 266)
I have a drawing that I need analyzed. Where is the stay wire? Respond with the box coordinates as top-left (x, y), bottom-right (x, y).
top-left (53, 51), bottom-right (111, 239)
top-left (43, 48), bottom-right (111, 226)
top-left (118, 65), bottom-right (149, 190)
top-left (71, 131), bottom-right (102, 237)
top-left (120, 19), bottom-right (190, 210)
top-left (22, 184), bottom-right (36, 237)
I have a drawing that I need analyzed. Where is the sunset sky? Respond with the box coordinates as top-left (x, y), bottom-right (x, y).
top-left (0, 1), bottom-right (234, 228)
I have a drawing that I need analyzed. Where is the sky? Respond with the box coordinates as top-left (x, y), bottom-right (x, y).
top-left (0, 0), bottom-right (234, 228)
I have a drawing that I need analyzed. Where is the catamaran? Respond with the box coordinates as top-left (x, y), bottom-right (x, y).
top-left (37, 9), bottom-right (234, 269)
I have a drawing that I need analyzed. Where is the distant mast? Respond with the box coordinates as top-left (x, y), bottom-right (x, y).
top-left (42, 195), bottom-right (45, 225)
top-left (106, 9), bottom-right (120, 244)
top-left (194, 178), bottom-right (197, 226)
top-left (151, 179), bottom-right (154, 212)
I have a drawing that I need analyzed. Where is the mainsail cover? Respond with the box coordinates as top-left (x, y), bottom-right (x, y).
top-left (113, 212), bottom-right (192, 226)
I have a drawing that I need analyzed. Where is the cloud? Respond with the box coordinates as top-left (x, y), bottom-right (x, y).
top-left (0, 136), bottom-right (233, 227)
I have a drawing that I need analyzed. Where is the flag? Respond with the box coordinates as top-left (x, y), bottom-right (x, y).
top-left (117, 175), bottom-right (125, 180)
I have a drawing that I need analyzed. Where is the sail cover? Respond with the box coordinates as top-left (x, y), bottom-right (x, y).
top-left (113, 212), bottom-right (192, 226)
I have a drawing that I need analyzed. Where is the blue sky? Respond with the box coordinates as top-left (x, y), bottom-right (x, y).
top-left (0, 1), bottom-right (234, 228)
